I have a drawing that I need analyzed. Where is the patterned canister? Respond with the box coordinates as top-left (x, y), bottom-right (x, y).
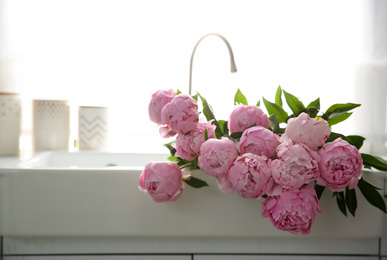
top-left (0, 93), bottom-right (21, 156)
top-left (78, 106), bottom-right (108, 150)
top-left (33, 100), bottom-right (70, 151)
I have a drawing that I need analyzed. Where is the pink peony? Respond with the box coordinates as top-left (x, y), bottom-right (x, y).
top-left (239, 126), bottom-right (281, 159)
top-left (139, 161), bottom-right (184, 202)
top-left (161, 94), bottom-right (199, 134)
top-left (148, 89), bottom-right (177, 125)
top-left (228, 153), bottom-right (272, 199)
top-left (228, 105), bottom-right (271, 133)
top-left (271, 141), bottom-right (320, 190)
top-left (175, 121), bottom-right (216, 161)
top-left (198, 137), bottom-right (238, 178)
top-left (317, 138), bottom-right (363, 192)
top-left (262, 186), bottom-right (322, 235)
top-left (285, 112), bottom-right (331, 151)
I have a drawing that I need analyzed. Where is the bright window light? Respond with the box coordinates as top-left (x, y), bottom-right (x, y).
top-left (0, 0), bottom-right (366, 153)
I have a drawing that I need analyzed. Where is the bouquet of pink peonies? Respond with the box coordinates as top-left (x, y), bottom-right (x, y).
top-left (141, 86), bottom-right (387, 235)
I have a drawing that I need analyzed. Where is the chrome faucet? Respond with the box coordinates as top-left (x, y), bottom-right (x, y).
top-left (188, 33), bottom-right (237, 95)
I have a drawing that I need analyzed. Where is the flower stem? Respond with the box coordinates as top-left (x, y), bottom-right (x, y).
top-left (180, 162), bottom-right (192, 169)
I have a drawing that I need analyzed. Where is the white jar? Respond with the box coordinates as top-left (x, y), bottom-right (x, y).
top-left (0, 93), bottom-right (21, 156)
top-left (33, 100), bottom-right (70, 151)
top-left (78, 106), bottom-right (108, 150)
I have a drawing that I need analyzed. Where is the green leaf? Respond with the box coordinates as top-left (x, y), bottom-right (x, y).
top-left (307, 97), bottom-right (320, 111)
top-left (326, 132), bottom-right (345, 143)
top-left (197, 92), bottom-right (215, 121)
top-left (361, 153), bottom-right (387, 171)
top-left (191, 93), bottom-right (198, 102)
top-left (204, 128), bottom-right (209, 141)
top-left (191, 157), bottom-right (199, 169)
top-left (357, 178), bottom-right (387, 213)
top-left (283, 90), bottom-right (305, 116)
top-left (269, 114), bottom-right (280, 133)
top-left (323, 103), bottom-right (361, 120)
top-left (185, 176), bottom-right (209, 188)
top-left (326, 133), bottom-right (365, 150)
top-left (168, 155), bottom-right (192, 167)
top-left (262, 97), bottom-right (289, 123)
top-left (306, 108), bottom-right (319, 118)
top-left (230, 131), bottom-right (243, 139)
top-left (218, 120), bottom-right (228, 136)
top-left (197, 92), bottom-right (223, 138)
top-left (256, 100), bottom-right (261, 107)
top-left (234, 89), bottom-right (248, 105)
top-left (177, 89), bottom-right (182, 95)
top-left (306, 98), bottom-right (320, 118)
top-left (314, 183), bottom-right (325, 200)
top-left (268, 114), bottom-right (284, 135)
top-left (275, 86), bottom-right (282, 107)
top-left (345, 135), bottom-right (365, 150)
top-left (327, 112), bottom-right (353, 126)
top-left (359, 178), bottom-right (382, 190)
top-left (164, 141), bottom-right (176, 156)
top-left (335, 192), bottom-right (347, 217)
top-left (345, 187), bottom-right (357, 217)
top-left (167, 155), bottom-right (178, 163)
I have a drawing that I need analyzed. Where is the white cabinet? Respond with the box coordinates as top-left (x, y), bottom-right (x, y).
top-left (3, 256), bottom-right (191, 260)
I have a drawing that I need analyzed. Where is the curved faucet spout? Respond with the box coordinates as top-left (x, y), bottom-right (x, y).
top-left (188, 33), bottom-right (237, 95)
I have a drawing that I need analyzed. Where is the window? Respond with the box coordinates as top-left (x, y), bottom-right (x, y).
top-left (2, 0), bottom-right (380, 154)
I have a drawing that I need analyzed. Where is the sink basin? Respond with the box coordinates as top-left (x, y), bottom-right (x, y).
top-left (0, 151), bottom-right (385, 238)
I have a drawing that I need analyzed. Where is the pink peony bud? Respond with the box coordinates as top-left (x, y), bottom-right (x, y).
top-left (148, 89), bottom-right (177, 125)
top-left (285, 112), bottom-right (331, 151)
top-left (198, 137), bottom-right (238, 178)
top-left (228, 153), bottom-right (272, 199)
top-left (139, 161), bottom-right (184, 202)
top-left (262, 186), bottom-right (322, 235)
top-left (239, 126), bottom-right (281, 159)
top-left (271, 140), bottom-right (320, 190)
top-left (175, 121), bottom-right (216, 161)
top-left (228, 105), bottom-right (271, 133)
top-left (317, 138), bottom-right (363, 192)
top-left (161, 94), bottom-right (199, 134)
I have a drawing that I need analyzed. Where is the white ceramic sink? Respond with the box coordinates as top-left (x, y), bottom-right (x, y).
top-left (0, 151), bottom-right (385, 238)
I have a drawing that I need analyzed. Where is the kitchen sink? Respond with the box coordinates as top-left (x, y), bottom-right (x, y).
top-left (0, 151), bottom-right (385, 238)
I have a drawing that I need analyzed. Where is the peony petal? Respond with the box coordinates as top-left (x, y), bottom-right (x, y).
top-left (216, 176), bottom-right (235, 194)
top-left (266, 178), bottom-right (283, 196)
top-left (159, 126), bottom-right (177, 138)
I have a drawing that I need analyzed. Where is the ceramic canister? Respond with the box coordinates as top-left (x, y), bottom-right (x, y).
top-left (33, 100), bottom-right (70, 151)
top-left (0, 93), bottom-right (22, 156)
top-left (78, 106), bottom-right (108, 150)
